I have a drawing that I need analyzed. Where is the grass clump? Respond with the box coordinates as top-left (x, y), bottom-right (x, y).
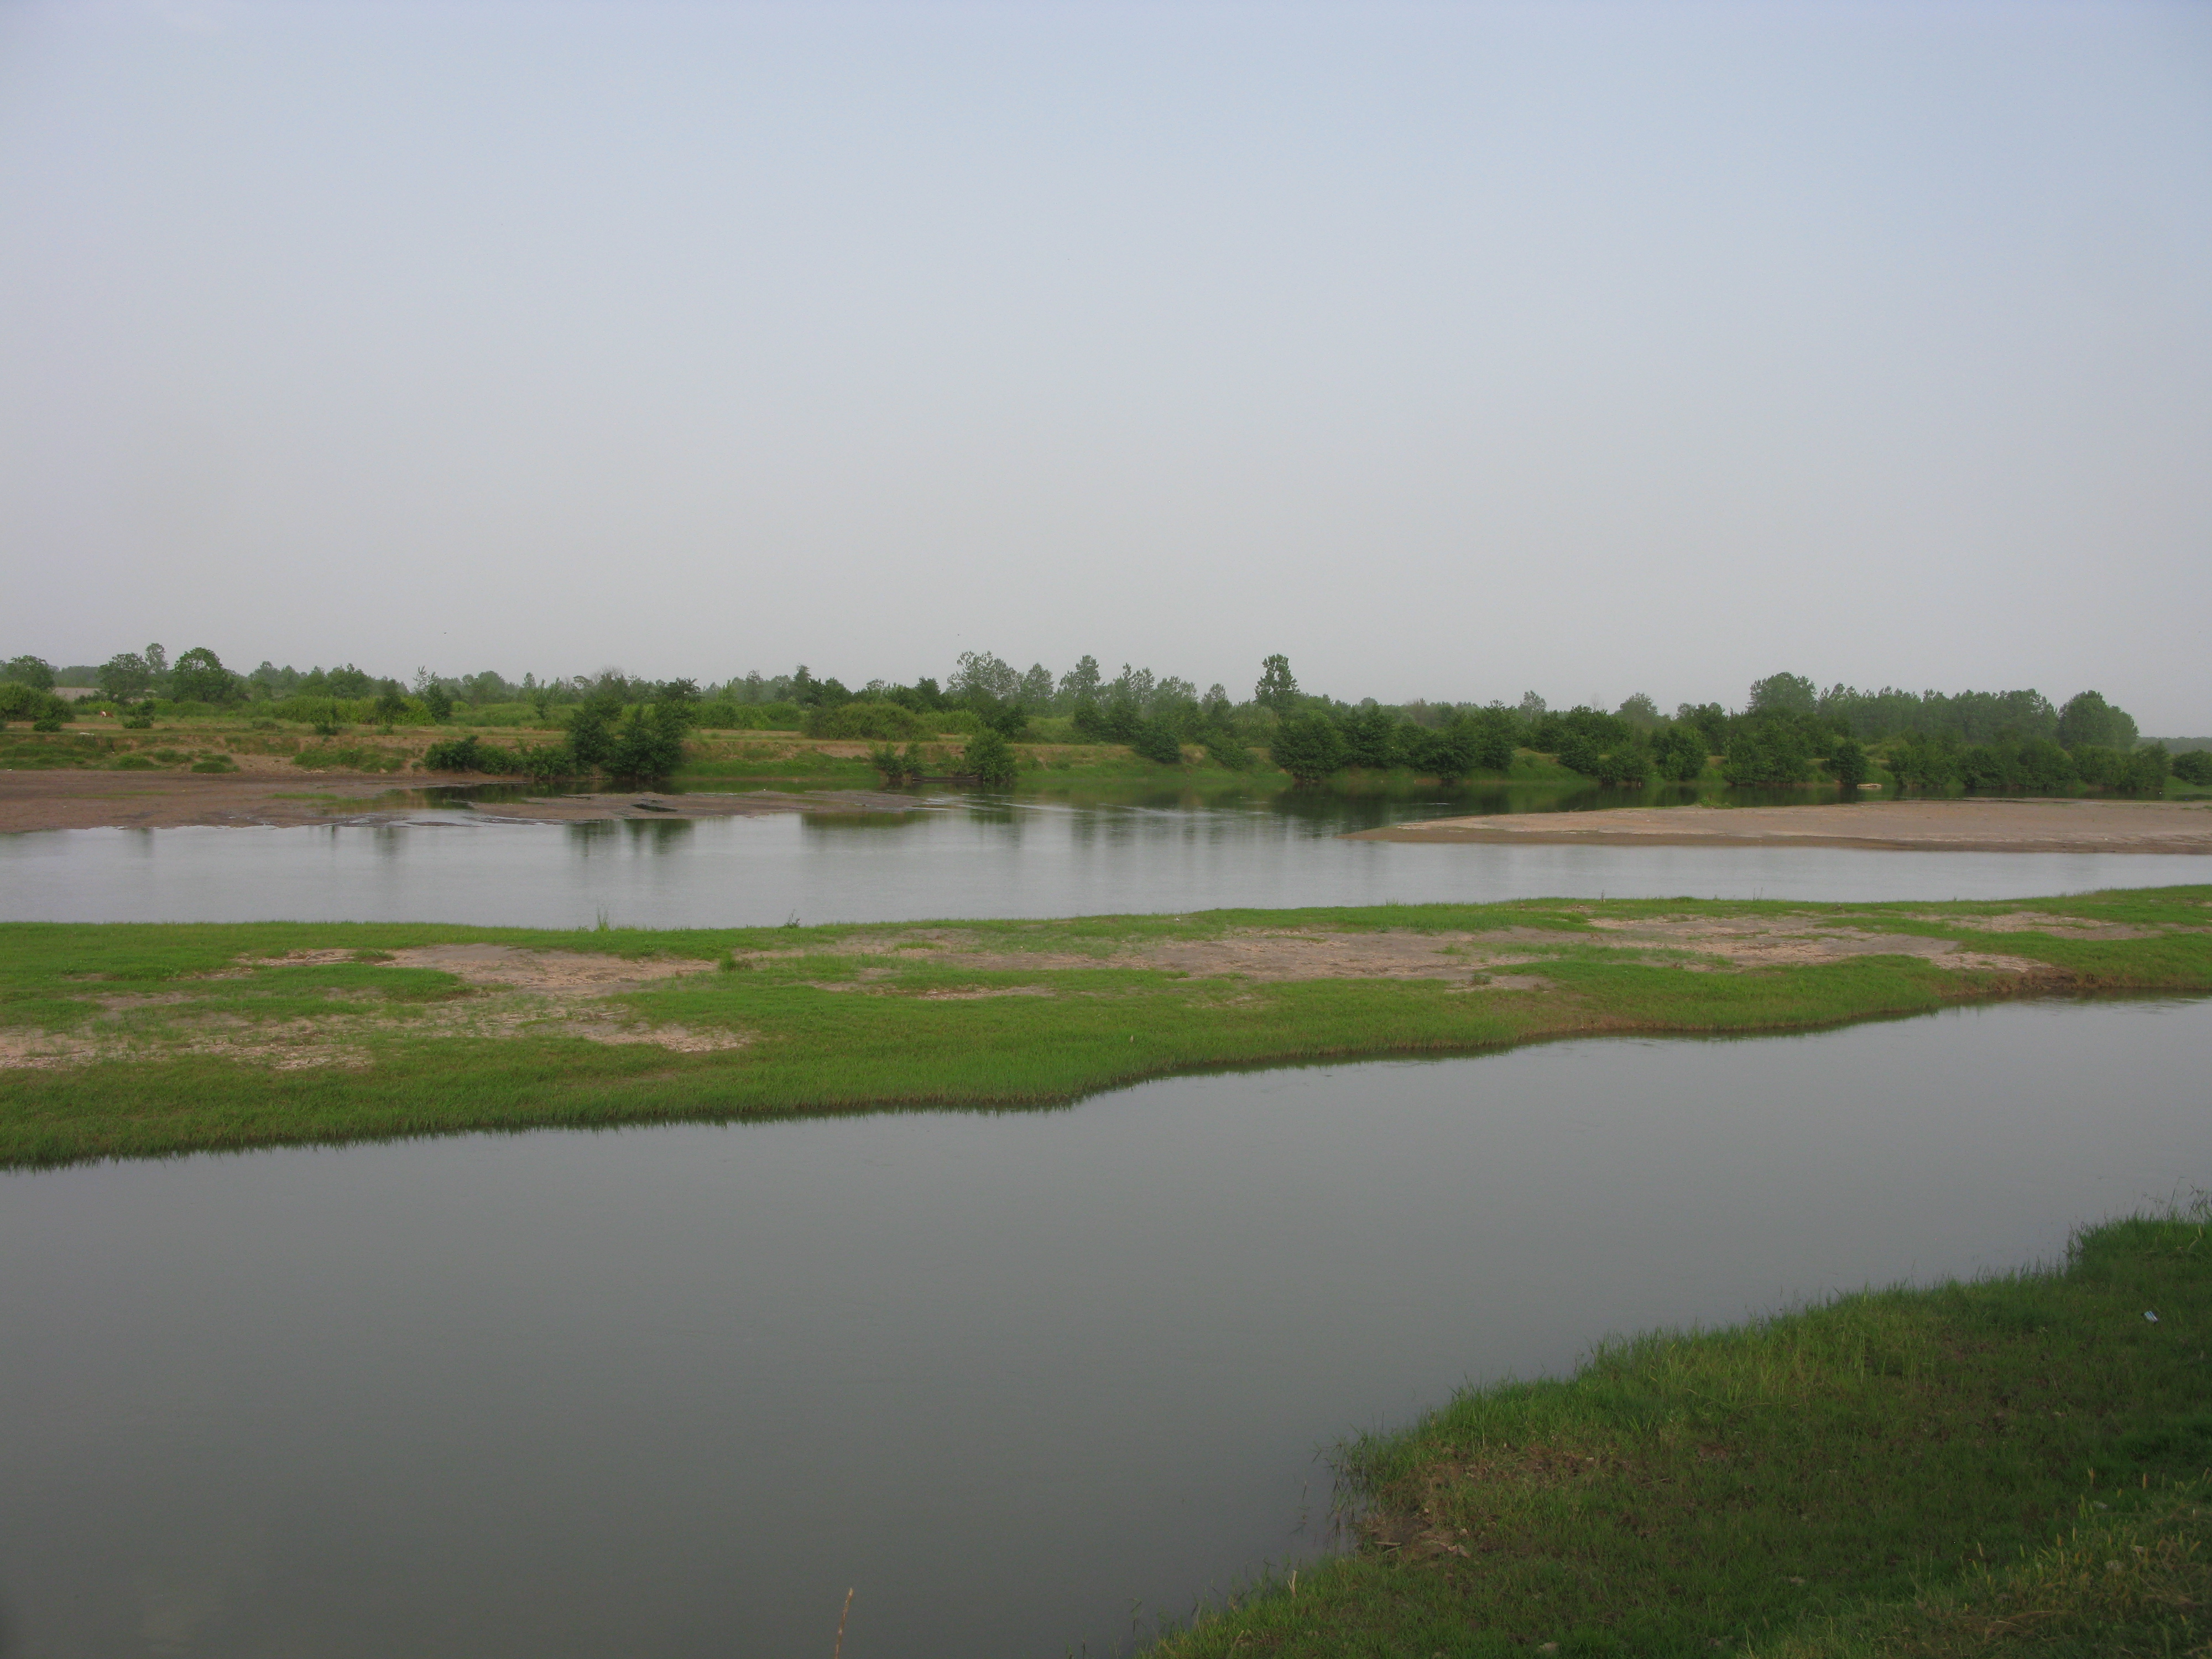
top-left (1150, 1206), bottom-right (2212, 1658)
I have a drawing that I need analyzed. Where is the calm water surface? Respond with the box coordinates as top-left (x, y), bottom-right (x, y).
top-left (2, 998), bottom-right (2205, 1658)
top-left (6, 790), bottom-right (2209, 925)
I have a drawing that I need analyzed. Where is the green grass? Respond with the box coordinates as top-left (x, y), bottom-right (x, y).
top-left (3, 888), bottom-right (2210, 1168)
top-left (1146, 1205), bottom-right (2212, 1658)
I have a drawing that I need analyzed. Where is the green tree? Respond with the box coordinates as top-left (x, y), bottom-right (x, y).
top-left (371, 681), bottom-right (410, 729)
top-left (1829, 737), bottom-right (1869, 792)
top-left (1269, 710), bottom-right (1345, 784)
top-left (421, 682), bottom-right (455, 722)
top-left (170, 647), bottom-right (238, 704)
top-left (1653, 723), bottom-right (1707, 781)
top-left (2056, 691), bottom-right (2139, 753)
top-left (963, 725), bottom-right (1018, 788)
top-left (97, 652), bottom-right (153, 700)
top-left (1254, 654), bottom-right (1298, 712)
top-left (1747, 672), bottom-right (1818, 717)
top-left (2, 655), bottom-right (55, 690)
top-left (1130, 720), bottom-right (1185, 766)
top-left (566, 682), bottom-right (627, 769)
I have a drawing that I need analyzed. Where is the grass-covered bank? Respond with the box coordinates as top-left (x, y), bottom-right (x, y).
top-left (3, 888), bottom-right (2210, 1168)
top-left (1148, 1206), bottom-right (2211, 1658)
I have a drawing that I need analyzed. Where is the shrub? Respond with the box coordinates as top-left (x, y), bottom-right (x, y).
top-left (1129, 721), bottom-right (1186, 766)
top-left (1590, 748), bottom-right (1652, 787)
top-left (1829, 737), bottom-right (1869, 790)
top-left (421, 683), bottom-right (455, 722)
top-left (1653, 723), bottom-right (1707, 781)
top-left (868, 742), bottom-right (930, 785)
top-left (963, 726), bottom-right (1018, 788)
top-left (2173, 750), bottom-right (2212, 786)
top-left (0, 684), bottom-right (71, 726)
top-left (2117, 743), bottom-right (2169, 795)
top-left (2, 655), bottom-right (55, 690)
top-left (1203, 736), bottom-right (1251, 771)
top-left (170, 648), bottom-right (240, 705)
top-left (1270, 711), bottom-right (1347, 784)
top-left (421, 734), bottom-right (528, 775)
top-left (606, 701), bottom-right (692, 781)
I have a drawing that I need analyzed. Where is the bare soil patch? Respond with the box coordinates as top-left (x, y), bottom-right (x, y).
top-left (1, 946), bottom-right (744, 1070)
top-left (1349, 799), bottom-right (2212, 855)
top-left (759, 917), bottom-right (2072, 984)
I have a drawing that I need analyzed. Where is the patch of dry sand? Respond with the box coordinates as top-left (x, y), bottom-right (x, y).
top-left (1350, 799), bottom-right (2212, 854)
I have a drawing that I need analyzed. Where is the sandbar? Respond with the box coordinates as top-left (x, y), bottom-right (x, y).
top-left (1349, 798), bottom-right (2212, 855)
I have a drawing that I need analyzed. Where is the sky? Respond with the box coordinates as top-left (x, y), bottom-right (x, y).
top-left (3, 1), bottom-right (2209, 726)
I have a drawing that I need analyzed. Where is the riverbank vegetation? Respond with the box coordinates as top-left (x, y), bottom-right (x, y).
top-left (1147, 1201), bottom-right (2211, 1657)
top-left (3, 887), bottom-right (2209, 1168)
top-left (5, 649), bottom-right (2201, 798)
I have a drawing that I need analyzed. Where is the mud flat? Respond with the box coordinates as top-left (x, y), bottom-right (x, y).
top-left (0, 771), bottom-right (925, 832)
top-left (1348, 797), bottom-right (2212, 855)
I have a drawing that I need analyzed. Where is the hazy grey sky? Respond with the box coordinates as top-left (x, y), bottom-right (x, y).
top-left (4, 1), bottom-right (2208, 723)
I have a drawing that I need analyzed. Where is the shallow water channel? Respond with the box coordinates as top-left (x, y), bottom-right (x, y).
top-left (2, 997), bottom-right (2205, 1657)
top-left (7, 789), bottom-right (2212, 926)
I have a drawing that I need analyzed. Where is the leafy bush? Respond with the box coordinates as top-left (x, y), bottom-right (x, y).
top-left (2117, 743), bottom-right (2169, 795)
top-left (1589, 747), bottom-right (1652, 787)
top-left (2173, 749), bottom-right (2212, 786)
top-left (421, 734), bottom-right (529, 775)
top-left (0, 684), bottom-right (71, 726)
top-left (1828, 737), bottom-right (1869, 790)
top-left (2, 655), bottom-right (55, 690)
top-left (421, 682), bottom-right (455, 722)
top-left (1203, 736), bottom-right (1251, 771)
top-left (963, 727), bottom-right (1018, 788)
top-left (1721, 726), bottom-right (1812, 785)
top-left (606, 699), bottom-right (693, 781)
top-left (1340, 705), bottom-right (1398, 770)
top-left (1129, 721), bottom-right (1186, 766)
top-left (1653, 723), bottom-right (1707, 781)
top-left (867, 742), bottom-right (930, 785)
top-left (171, 647), bottom-right (240, 705)
top-left (1270, 711), bottom-right (1347, 784)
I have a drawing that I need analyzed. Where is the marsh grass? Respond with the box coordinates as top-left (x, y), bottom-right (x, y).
top-left (1147, 1206), bottom-right (2212, 1657)
top-left (3, 888), bottom-right (2210, 1167)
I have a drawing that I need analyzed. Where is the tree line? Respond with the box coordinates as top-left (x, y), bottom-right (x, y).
top-left (5, 646), bottom-right (2199, 792)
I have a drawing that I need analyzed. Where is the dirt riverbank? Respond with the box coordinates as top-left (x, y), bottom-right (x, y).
top-left (1348, 797), bottom-right (2212, 854)
top-left (0, 771), bottom-right (927, 832)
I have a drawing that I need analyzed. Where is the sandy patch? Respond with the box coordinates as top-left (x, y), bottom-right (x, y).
top-left (251, 943), bottom-right (719, 995)
top-left (1350, 799), bottom-right (2212, 855)
top-left (769, 916), bottom-right (2075, 983)
top-left (1, 946), bottom-right (747, 1070)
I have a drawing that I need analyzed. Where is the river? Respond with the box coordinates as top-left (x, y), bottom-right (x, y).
top-left (1, 997), bottom-right (2204, 1657)
top-left (6, 790), bottom-right (2211, 926)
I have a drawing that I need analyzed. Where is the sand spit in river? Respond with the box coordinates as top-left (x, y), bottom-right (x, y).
top-left (1348, 799), bottom-right (2212, 855)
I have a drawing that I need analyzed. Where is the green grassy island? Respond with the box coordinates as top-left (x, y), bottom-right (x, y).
top-left (4, 886), bottom-right (2210, 1170)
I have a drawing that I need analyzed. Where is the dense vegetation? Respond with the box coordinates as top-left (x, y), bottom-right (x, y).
top-left (4, 648), bottom-right (2198, 795)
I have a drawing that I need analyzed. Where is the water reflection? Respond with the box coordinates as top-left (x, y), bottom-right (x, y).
top-left (7, 795), bottom-right (2211, 928)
